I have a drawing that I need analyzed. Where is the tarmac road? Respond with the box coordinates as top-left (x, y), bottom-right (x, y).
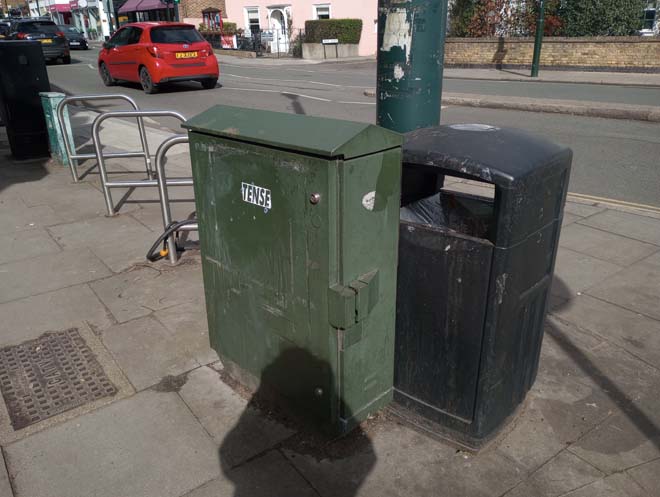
top-left (46, 51), bottom-right (660, 207)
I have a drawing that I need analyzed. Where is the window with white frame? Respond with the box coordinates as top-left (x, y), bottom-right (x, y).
top-left (314, 4), bottom-right (330, 20)
top-left (245, 7), bottom-right (260, 34)
top-left (643, 1), bottom-right (657, 31)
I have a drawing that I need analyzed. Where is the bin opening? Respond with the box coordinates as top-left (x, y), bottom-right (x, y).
top-left (401, 175), bottom-right (495, 242)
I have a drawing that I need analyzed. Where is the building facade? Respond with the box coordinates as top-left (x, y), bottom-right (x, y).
top-left (186, 1), bottom-right (378, 55)
top-left (22, 0), bottom-right (112, 38)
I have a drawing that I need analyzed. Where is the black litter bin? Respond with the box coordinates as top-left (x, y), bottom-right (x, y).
top-left (393, 124), bottom-right (572, 449)
top-left (0, 41), bottom-right (50, 160)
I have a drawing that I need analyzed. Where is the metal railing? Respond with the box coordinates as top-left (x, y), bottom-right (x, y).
top-left (56, 94), bottom-right (152, 182)
top-left (155, 134), bottom-right (197, 264)
top-left (91, 110), bottom-right (187, 216)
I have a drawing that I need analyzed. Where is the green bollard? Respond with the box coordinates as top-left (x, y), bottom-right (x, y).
top-left (40, 92), bottom-right (74, 167)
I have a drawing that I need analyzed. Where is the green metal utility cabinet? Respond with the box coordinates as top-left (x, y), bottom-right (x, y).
top-left (183, 105), bottom-right (403, 434)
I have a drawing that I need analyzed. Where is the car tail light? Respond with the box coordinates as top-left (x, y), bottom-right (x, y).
top-left (56, 31), bottom-right (65, 38)
top-left (146, 45), bottom-right (162, 58)
top-left (207, 44), bottom-right (213, 54)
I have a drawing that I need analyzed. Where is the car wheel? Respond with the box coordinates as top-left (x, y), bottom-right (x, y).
top-left (139, 66), bottom-right (158, 94)
top-left (62, 55), bottom-right (71, 64)
top-left (201, 78), bottom-right (218, 90)
top-left (99, 62), bottom-right (115, 86)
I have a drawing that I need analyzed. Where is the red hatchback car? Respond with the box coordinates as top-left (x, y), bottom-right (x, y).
top-left (98, 22), bottom-right (219, 94)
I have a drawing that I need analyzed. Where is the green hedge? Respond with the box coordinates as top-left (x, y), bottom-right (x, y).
top-left (304, 19), bottom-right (363, 44)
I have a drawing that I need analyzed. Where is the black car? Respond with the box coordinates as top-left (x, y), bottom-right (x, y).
top-left (0, 22), bottom-right (10, 39)
top-left (57, 25), bottom-right (88, 50)
top-left (7, 19), bottom-right (70, 63)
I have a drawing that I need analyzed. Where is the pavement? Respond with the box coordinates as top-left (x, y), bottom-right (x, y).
top-left (1, 107), bottom-right (660, 497)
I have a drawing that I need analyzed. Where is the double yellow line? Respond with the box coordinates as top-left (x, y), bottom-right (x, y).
top-left (568, 192), bottom-right (660, 215)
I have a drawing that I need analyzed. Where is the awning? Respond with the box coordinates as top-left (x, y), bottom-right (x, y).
top-left (135, 0), bottom-right (167, 11)
top-left (118, 0), bottom-right (141, 13)
top-left (49, 4), bottom-right (72, 12)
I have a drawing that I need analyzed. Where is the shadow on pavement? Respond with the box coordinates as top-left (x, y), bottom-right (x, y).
top-left (219, 348), bottom-right (376, 497)
top-left (0, 126), bottom-right (50, 194)
top-left (548, 278), bottom-right (660, 452)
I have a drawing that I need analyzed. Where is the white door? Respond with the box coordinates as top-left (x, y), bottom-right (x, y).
top-left (269, 10), bottom-right (289, 53)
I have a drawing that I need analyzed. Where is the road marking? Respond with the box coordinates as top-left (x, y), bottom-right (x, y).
top-left (88, 64), bottom-right (95, 70)
top-left (338, 101), bottom-right (376, 105)
top-left (568, 192), bottom-right (660, 214)
top-left (223, 72), bottom-right (369, 89)
top-left (221, 86), bottom-right (332, 102)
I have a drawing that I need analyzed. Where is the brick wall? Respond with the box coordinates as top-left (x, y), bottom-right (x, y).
top-left (180, 0), bottom-right (227, 21)
top-left (445, 37), bottom-right (660, 72)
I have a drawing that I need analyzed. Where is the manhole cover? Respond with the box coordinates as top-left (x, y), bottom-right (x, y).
top-left (0, 328), bottom-right (117, 430)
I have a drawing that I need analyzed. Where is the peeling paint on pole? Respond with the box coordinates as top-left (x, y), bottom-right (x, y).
top-left (376, 0), bottom-right (449, 133)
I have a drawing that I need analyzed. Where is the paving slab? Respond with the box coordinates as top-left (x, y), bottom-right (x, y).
top-left (564, 472), bottom-right (650, 497)
top-left (562, 212), bottom-right (581, 227)
top-left (179, 366), bottom-right (294, 467)
top-left (283, 421), bottom-right (523, 497)
top-left (0, 228), bottom-right (61, 265)
top-left (587, 251), bottom-right (660, 321)
top-left (569, 412), bottom-right (660, 475)
top-left (0, 197), bottom-right (61, 233)
top-left (90, 264), bottom-right (204, 323)
top-left (0, 248), bottom-right (111, 304)
top-left (627, 458), bottom-right (660, 497)
top-left (559, 224), bottom-right (659, 267)
top-left (551, 249), bottom-right (623, 299)
top-left (183, 450), bottom-right (317, 497)
top-left (504, 450), bottom-right (603, 497)
top-left (0, 453), bottom-right (12, 497)
top-left (544, 318), bottom-right (660, 410)
top-left (563, 202), bottom-right (607, 219)
top-left (0, 284), bottom-right (114, 347)
top-left (4, 390), bottom-right (219, 497)
top-left (48, 215), bottom-right (157, 272)
top-left (579, 210), bottom-right (660, 246)
top-left (154, 301), bottom-right (218, 366)
top-left (101, 316), bottom-right (212, 391)
top-left (551, 294), bottom-right (660, 370)
top-left (19, 181), bottom-right (110, 224)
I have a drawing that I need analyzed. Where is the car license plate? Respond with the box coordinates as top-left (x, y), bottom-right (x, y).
top-left (71, 41), bottom-right (80, 45)
top-left (175, 51), bottom-right (197, 59)
top-left (40, 39), bottom-right (53, 44)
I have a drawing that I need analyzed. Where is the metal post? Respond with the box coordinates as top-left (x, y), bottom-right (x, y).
top-left (376, 0), bottom-right (449, 133)
top-left (531, 0), bottom-right (545, 78)
top-left (106, 0), bottom-right (114, 35)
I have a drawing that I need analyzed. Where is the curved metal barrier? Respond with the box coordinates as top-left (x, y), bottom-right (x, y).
top-left (56, 94), bottom-right (152, 182)
top-left (91, 110), bottom-right (187, 216)
top-left (155, 135), bottom-right (197, 264)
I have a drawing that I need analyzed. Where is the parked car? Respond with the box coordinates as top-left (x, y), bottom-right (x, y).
top-left (57, 25), bottom-right (88, 50)
top-left (0, 22), bottom-right (10, 39)
top-left (6, 19), bottom-right (70, 63)
top-left (98, 22), bottom-right (219, 94)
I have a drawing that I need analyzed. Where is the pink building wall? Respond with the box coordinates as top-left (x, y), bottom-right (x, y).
top-left (222, 1), bottom-right (378, 56)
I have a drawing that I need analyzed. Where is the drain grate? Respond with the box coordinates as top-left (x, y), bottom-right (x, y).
top-left (0, 328), bottom-right (117, 430)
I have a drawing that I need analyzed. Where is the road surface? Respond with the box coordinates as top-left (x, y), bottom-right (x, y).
top-left (47, 52), bottom-right (660, 207)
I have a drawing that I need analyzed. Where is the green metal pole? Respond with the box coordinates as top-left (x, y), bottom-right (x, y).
top-left (531, 0), bottom-right (545, 78)
top-left (376, 0), bottom-right (449, 133)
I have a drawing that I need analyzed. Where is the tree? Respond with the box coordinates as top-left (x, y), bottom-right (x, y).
top-left (449, 0), bottom-right (477, 37)
top-left (560, 0), bottom-right (646, 36)
top-left (513, 0), bottom-right (563, 36)
top-left (467, 0), bottom-right (509, 37)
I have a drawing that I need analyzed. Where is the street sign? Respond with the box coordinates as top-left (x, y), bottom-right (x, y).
top-left (322, 38), bottom-right (339, 45)
top-left (260, 32), bottom-right (274, 41)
